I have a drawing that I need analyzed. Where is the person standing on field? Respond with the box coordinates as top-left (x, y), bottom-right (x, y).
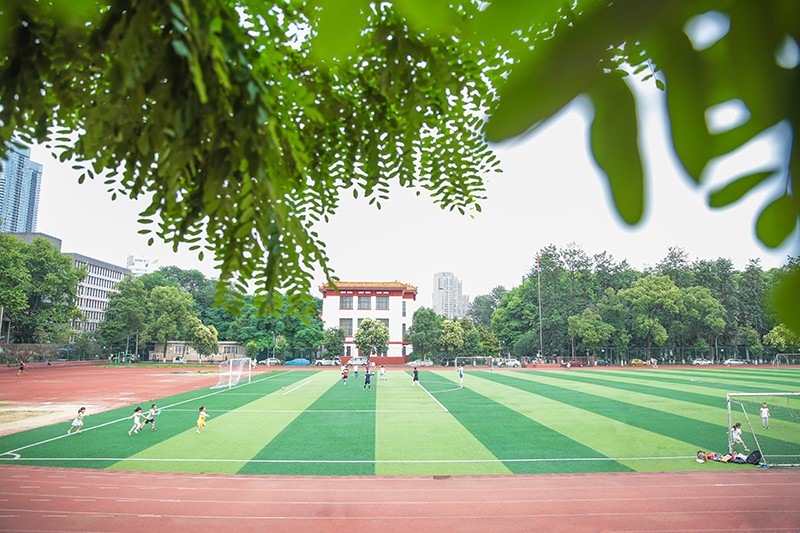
top-left (142, 404), bottom-right (158, 431)
top-left (412, 367), bottom-right (419, 386)
top-left (459, 365), bottom-right (464, 384)
top-left (728, 422), bottom-right (749, 452)
top-left (363, 369), bottom-right (371, 391)
top-left (67, 407), bottom-right (86, 435)
top-left (196, 406), bottom-right (209, 433)
top-left (760, 403), bottom-right (770, 429)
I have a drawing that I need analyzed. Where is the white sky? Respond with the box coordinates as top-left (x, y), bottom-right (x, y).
top-left (32, 83), bottom-right (798, 308)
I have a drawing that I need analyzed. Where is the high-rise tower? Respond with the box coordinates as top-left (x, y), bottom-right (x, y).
top-left (432, 272), bottom-right (469, 319)
top-left (0, 145), bottom-right (43, 233)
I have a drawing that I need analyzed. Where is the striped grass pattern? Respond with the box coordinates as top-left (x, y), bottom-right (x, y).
top-left (1, 367), bottom-right (798, 476)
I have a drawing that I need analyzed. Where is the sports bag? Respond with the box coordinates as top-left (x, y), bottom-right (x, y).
top-left (745, 450), bottom-right (762, 465)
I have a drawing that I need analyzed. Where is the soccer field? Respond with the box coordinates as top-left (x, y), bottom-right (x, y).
top-left (1, 367), bottom-right (798, 476)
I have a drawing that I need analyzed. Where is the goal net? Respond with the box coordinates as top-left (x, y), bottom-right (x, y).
top-left (727, 392), bottom-right (800, 467)
top-left (210, 358), bottom-right (252, 389)
top-left (773, 353), bottom-right (799, 368)
top-left (455, 356), bottom-right (493, 369)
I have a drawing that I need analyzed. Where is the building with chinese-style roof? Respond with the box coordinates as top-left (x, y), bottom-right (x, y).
top-left (319, 281), bottom-right (418, 365)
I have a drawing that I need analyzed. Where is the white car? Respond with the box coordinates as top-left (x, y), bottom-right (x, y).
top-left (692, 359), bottom-right (713, 365)
top-left (504, 358), bottom-right (522, 368)
top-left (315, 359), bottom-right (335, 366)
top-left (172, 356), bottom-right (186, 364)
top-left (405, 359), bottom-right (433, 367)
top-left (258, 357), bottom-right (280, 366)
top-left (724, 359), bottom-right (748, 366)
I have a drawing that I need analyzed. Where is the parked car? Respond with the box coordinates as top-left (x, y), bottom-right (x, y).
top-left (692, 359), bottom-right (713, 365)
top-left (172, 355), bottom-right (186, 364)
top-left (405, 359), bottom-right (433, 367)
top-left (630, 359), bottom-right (647, 366)
top-left (333, 357), bottom-right (342, 366)
top-left (561, 360), bottom-right (587, 367)
top-left (724, 359), bottom-right (748, 366)
top-left (285, 358), bottom-right (311, 366)
top-left (347, 357), bottom-right (369, 367)
top-left (440, 358), bottom-right (456, 367)
top-left (259, 357), bottom-right (281, 366)
top-left (594, 358), bottom-right (611, 366)
top-left (504, 357), bottom-right (521, 368)
top-left (315, 359), bottom-right (336, 366)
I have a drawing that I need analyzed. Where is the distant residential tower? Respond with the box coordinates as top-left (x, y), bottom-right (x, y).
top-left (432, 272), bottom-right (469, 319)
top-left (0, 145), bottom-right (43, 233)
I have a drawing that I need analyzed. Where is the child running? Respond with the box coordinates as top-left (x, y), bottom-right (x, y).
top-left (728, 422), bottom-right (749, 452)
top-left (342, 367), bottom-right (349, 385)
top-left (67, 407), bottom-right (86, 435)
top-left (379, 365), bottom-right (386, 380)
top-left (17, 360), bottom-right (26, 377)
top-left (353, 364), bottom-right (359, 377)
top-left (128, 407), bottom-right (144, 435)
top-left (760, 403), bottom-right (770, 429)
top-left (196, 406), bottom-right (209, 433)
top-left (412, 367), bottom-right (419, 386)
top-left (141, 404), bottom-right (158, 431)
top-left (459, 365), bottom-right (464, 384)
top-left (363, 369), bottom-right (371, 391)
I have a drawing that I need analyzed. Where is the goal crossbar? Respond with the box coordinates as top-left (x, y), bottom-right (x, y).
top-left (727, 392), bottom-right (800, 468)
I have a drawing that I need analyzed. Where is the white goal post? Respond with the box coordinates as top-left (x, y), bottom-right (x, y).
top-left (210, 358), bottom-right (252, 389)
top-left (727, 392), bottom-right (800, 467)
top-left (773, 353), bottom-right (800, 368)
top-left (454, 356), bottom-right (493, 369)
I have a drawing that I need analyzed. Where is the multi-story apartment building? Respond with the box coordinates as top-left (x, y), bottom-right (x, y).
top-left (319, 281), bottom-right (418, 364)
top-left (65, 253), bottom-right (131, 334)
top-left (0, 144), bottom-right (43, 233)
top-left (432, 272), bottom-right (469, 319)
top-left (126, 255), bottom-right (160, 276)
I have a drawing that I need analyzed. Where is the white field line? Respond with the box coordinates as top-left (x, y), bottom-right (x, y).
top-left (418, 382), bottom-right (449, 411)
top-left (282, 380), bottom-right (312, 395)
top-left (163, 409), bottom-right (447, 413)
top-left (0, 455), bottom-right (699, 464)
top-left (0, 370), bottom-right (294, 459)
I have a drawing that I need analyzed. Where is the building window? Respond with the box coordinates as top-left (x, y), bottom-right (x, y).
top-left (340, 318), bottom-right (353, 337)
top-left (174, 345), bottom-right (186, 355)
top-left (402, 301), bottom-right (407, 317)
top-left (340, 296), bottom-right (353, 310)
top-left (378, 318), bottom-right (389, 329)
top-left (223, 346), bottom-right (238, 354)
top-left (358, 296), bottom-right (371, 310)
top-left (376, 296), bottom-right (389, 310)
top-left (357, 318), bottom-right (364, 330)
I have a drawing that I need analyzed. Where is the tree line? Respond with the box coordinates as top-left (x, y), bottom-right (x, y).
top-left (464, 244), bottom-right (799, 362)
top-left (3, 236), bottom-right (798, 363)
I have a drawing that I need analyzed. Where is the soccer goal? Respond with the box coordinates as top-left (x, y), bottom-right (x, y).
top-left (727, 392), bottom-right (800, 467)
top-left (773, 353), bottom-right (799, 368)
top-left (210, 358), bottom-right (252, 389)
top-left (455, 356), bottom-right (492, 368)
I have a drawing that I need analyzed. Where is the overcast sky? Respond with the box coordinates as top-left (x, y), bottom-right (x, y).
top-left (32, 82), bottom-right (798, 308)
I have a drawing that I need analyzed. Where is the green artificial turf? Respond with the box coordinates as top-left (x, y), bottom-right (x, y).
top-left (1, 367), bottom-right (798, 476)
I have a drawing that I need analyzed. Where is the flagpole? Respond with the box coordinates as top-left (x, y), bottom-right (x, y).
top-left (537, 254), bottom-right (543, 359)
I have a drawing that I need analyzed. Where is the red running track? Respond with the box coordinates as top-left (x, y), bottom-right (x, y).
top-left (1, 465), bottom-right (799, 533)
